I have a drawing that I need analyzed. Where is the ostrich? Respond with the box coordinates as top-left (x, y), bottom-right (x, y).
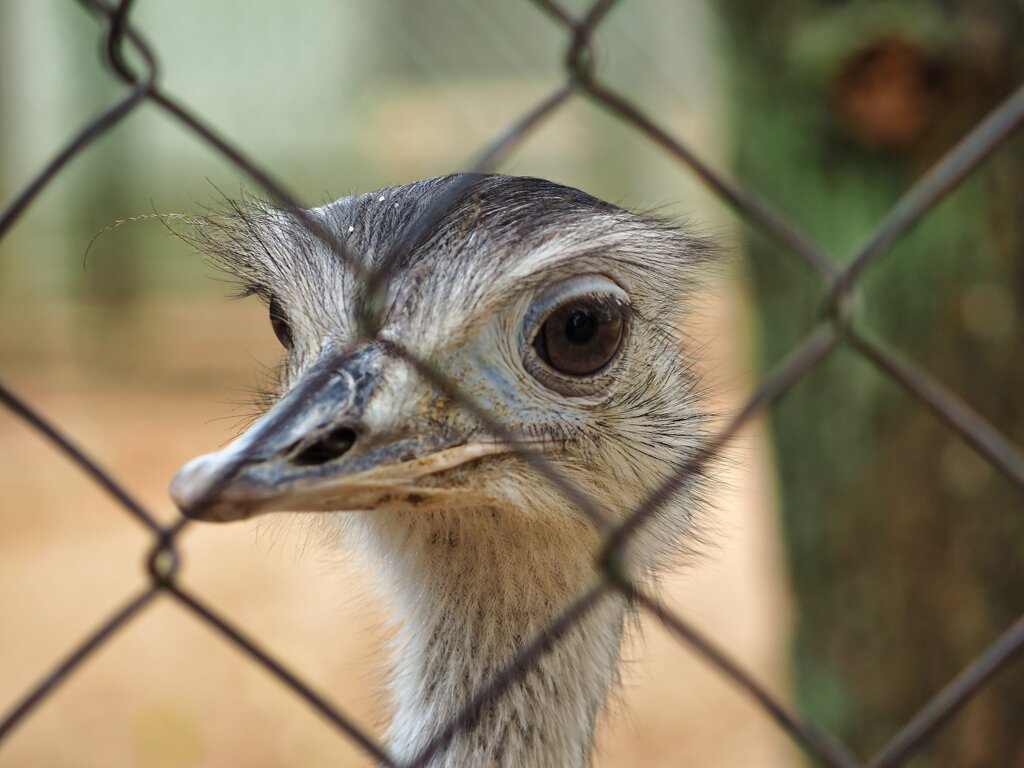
top-left (170, 173), bottom-right (715, 767)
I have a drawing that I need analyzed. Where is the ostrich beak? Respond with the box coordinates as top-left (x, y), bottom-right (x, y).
top-left (170, 344), bottom-right (504, 522)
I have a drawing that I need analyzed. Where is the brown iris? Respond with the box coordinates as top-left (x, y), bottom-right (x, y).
top-left (534, 298), bottom-right (624, 376)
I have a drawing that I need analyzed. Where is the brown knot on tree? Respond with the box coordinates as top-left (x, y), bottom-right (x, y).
top-left (832, 35), bottom-right (952, 154)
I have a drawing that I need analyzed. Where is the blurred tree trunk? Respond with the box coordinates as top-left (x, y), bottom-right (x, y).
top-left (720, 2), bottom-right (1024, 765)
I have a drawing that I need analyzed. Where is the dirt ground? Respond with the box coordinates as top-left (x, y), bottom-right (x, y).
top-left (0, 286), bottom-right (800, 767)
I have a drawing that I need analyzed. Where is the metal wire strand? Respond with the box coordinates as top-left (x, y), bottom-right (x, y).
top-left (831, 81), bottom-right (1024, 303)
top-left (867, 611), bottom-right (1024, 768)
top-left (848, 329), bottom-right (1024, 489)
top-left (0, 380), bottom-right (161, 533)
top-left (2, 0), bottom-right (1024, 765)
top-left (623, 582), bottom-right (862, 768)
top-left (0, 588), bottom-right (158, 742)
top-left (406, 582), bottom-right (613, 768)
top-left (167, 585), bottom-right (397, 767)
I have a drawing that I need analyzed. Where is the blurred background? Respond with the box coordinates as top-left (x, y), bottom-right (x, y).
top-left (1, 1), bottom-right (1022, 766)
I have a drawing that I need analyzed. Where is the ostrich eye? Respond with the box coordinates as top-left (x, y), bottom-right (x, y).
top-left (268, 297), bottom-right (293, 350)
top-left (534, 298), bottom-right (625, 376)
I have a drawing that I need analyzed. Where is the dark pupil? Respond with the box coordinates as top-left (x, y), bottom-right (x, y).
top-left (565, 309), bottom-right (598, 345)
top-left (537, 299), bottom-right (624, 377)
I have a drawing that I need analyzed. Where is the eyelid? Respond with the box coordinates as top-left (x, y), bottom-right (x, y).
top-left (522, 275), bottom-right (629, 342)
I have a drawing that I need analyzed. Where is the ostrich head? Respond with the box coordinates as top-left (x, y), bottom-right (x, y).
top-left (170, 173), bottom-right (714, 766)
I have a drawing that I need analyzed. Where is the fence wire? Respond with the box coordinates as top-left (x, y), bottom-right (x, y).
top-left (2, 0), bottom-right (1024, 766)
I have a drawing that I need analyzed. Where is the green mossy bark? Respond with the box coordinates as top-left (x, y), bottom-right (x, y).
top-left (720, 2), bottom-right (1024, 764)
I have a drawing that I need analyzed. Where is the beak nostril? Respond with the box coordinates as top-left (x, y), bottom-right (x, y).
top-left (293, 426), bottom-right (357, 466)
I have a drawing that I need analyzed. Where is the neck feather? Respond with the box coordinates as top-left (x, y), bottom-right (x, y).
top-left (355, 508), bottom-right (627, 768)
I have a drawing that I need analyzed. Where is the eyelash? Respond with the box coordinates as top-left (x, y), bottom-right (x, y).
top-left (526, 292), bottom-right (629, 338)
top-left (233, 281), bottom-right (268, 301)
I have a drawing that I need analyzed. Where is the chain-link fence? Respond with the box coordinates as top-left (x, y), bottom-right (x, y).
top-left (2, 0), bottom-right (1024, 766)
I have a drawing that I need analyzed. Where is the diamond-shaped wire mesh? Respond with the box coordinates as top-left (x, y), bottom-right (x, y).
top-left (2, 1), bottom-right (1024, 766)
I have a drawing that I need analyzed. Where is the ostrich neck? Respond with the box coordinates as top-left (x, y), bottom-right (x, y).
top-left (361, 508), bottom-right (627, 768)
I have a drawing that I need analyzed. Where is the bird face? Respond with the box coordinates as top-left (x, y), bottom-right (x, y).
top-left (171, 175), bottom-right (712, 532)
